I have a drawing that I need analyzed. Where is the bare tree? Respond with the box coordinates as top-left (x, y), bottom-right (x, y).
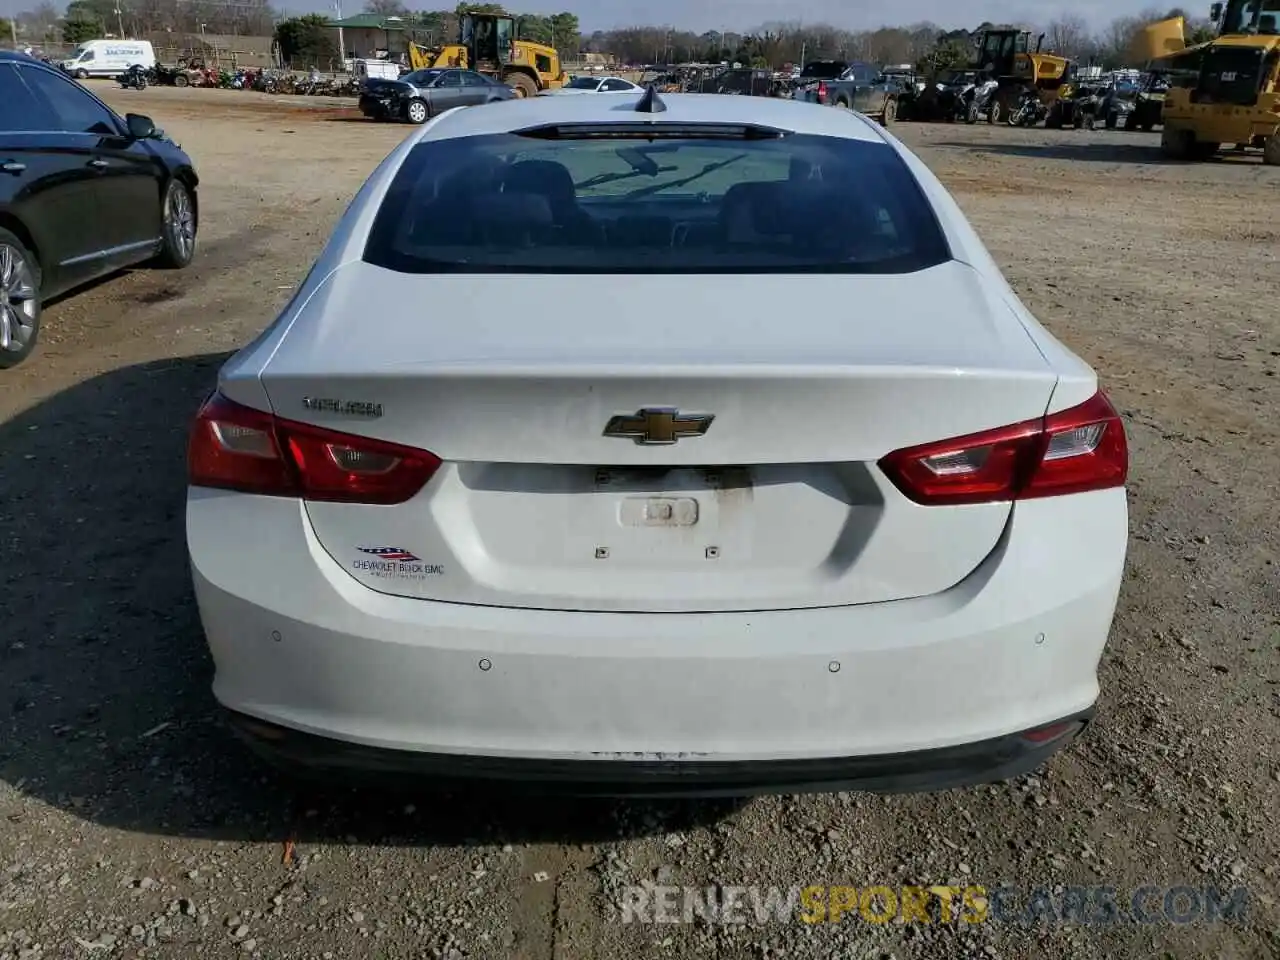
top-left (1102, 14), bottom-right (1146, 64)
top-left (1046, 13), bottom-right (1089, 58)
top-left (17, 1), bottom-right (61, 42)
top-left (364, 0), bottom-right (409, 15)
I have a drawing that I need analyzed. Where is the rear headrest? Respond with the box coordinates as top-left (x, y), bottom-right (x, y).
top-left (473, 192), bottom-right (554, 225)
top-left (502, 160), bottom-right (576, 204)
top-left (470, 193), bottom-right (555, 246)
top-left (720, 182), bottom-right (789, 233)
top-left (783, 183), bottom-right (882, 243)
top-left (721, 181), bottom-right (779, 211)
top-left (722, 181), bottom-right (879, 241)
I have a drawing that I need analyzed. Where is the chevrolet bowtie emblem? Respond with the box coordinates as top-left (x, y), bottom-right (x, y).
top-left (603, 408), bottom-right (715, 445)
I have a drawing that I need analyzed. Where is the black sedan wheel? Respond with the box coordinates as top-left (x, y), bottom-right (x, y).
top-left (0, 230), bottom-right (42, 369)
top-left (155, 179), bottom-right (197, 268)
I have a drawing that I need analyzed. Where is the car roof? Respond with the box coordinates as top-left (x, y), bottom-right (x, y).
top-left (418, 92), bottom-right (888, 144)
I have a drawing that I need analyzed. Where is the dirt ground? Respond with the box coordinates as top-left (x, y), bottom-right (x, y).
top-left (1, 84), bottom-right (1278, 960)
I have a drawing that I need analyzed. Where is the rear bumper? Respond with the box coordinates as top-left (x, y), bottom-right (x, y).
top-left (227, 708), bottom-right (1094, 797)
top-left (189, 487), bottom-right (1127, 792)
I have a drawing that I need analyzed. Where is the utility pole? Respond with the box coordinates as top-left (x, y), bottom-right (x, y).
top-left (115, 4), bottom-right (125, 38)
top-left (333, 0), bottom-right (345, 69)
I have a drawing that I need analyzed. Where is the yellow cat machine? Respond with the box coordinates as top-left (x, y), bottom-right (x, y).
top-left (973, 28), bottom-right (1074, 118)
top-left (405, 11), bottom-right (567, 97)
top-left (1133, 2), bottom-right (1280, 163)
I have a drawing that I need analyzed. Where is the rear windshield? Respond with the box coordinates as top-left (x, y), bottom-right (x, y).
top-left (405, 69), bottom-right (442, 85)
top-left (1199, 46), bottom-right (1269, 104)
top-left (800, 61), bottom-right (846, 79)
top-left (362, 129), bottom-right (951, 274)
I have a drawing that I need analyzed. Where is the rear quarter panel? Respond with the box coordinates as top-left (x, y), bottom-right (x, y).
top-left (878, 128), bottom-right (1098, 407)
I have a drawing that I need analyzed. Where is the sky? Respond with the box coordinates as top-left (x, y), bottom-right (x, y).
top-left (278, 0), bottom-right (1182, 33)
top-left (577, 0), bottom-right (1166, 33)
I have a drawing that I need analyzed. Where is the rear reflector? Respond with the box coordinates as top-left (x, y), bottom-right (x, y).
top-left (878, 390), bottom-right (1127, 506)
top-left (188, 392), bottom-right (441, 505)
top-left (1020, 721), bottom-right (1080, 744)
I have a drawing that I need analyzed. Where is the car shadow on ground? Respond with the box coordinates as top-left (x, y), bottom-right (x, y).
top-left (0, 353), bottom-right (744, 848)
top-left (932, 139), bottom-right (1189, 165)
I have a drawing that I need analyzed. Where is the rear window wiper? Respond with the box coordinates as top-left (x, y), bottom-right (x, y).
top-left (621, 153), bottom-right (749, 200)
top-left (575, 164), bottom-right (678, 190)
top-left (573, 146), bottom-right (678, 189)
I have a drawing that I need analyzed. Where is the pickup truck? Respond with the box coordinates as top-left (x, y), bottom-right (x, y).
top-left (796, 60), bottom-right (900, 124)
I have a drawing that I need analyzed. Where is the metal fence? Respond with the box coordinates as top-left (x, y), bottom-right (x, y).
top-left (2, 41), bottom-right (75, 59)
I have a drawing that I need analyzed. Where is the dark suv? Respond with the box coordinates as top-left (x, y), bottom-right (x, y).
top-left (0, 52), bottom-right (198, 369)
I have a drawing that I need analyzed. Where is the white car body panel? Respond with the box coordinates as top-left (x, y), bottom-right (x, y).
top-left (542, 76), bottom-right (643, 95)
top-left (190, 93), bottom-right (1127, 784)
top-left (190, 487), bottom-right (1125, 759)
top-left (247, 262), bottom-right (1058, 613)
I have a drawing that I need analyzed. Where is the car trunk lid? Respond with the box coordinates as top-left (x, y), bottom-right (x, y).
top-left (257, 261), bottom-right (1057, 613)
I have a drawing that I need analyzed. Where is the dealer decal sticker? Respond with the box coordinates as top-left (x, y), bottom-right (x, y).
top-left (354, 546), bottom-right (444, 579)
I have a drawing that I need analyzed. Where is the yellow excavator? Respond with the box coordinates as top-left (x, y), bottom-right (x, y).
top-left (1130, 2), bottom-right (1280, 163)
top-left (407, 11), bottom-right (566, 97)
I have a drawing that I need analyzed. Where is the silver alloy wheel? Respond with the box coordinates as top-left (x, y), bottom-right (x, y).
top-left (0, 243), bottom-right (38, 354)
top-left (407, 100), bottom-right (428, 123)
top-left (167, 183), bottom-right (196, 261)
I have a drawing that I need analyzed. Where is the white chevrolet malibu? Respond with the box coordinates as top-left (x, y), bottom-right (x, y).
top-left (542, 75), bottom-right (645, 95)
top-left (186, 90), bottom-right (1128, 795)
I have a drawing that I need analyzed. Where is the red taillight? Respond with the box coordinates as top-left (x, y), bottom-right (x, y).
top-left (878, 391), bottom-right (1127, 506)
top-left (817, 81), bottom-right (828, 103)
top-left (187, 392), bottom-right (441, 505)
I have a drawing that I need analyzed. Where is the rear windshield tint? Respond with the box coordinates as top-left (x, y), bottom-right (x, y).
top-left (800, 61), bottom-right (846, 79)
top-left (362, 129), bottom-right (951, 274)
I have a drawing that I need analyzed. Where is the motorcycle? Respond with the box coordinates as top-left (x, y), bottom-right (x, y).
top-left (944, 81), bottom-right (975, 122)
top-left (117, 64), bottom-right (149, 90)
top-left (963, 78), bottom-right (1002, 124)
top-left (1007, 89), bottom-right (1048, 127)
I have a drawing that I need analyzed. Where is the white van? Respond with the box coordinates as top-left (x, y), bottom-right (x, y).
top-left (352, 58), bottom-right (401, 82)
top-left (60, 39), bottom-right (156, 79)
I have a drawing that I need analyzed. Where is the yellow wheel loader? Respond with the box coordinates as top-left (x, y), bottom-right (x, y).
top-left (1131, 3), bottom-right (1280, 163)
top-left (974, 29), bottom-right (1074, 116)
top-left (405, 12), bottom-right (566, 97)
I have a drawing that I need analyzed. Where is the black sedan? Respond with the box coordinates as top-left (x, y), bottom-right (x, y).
top-left (359, 68), bottom-right (516, 124)
top-left (0, 52), bottom-right (198, 369)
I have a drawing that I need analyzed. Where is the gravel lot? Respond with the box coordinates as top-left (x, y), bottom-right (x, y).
top-left (2, 85), bottom-right (1278, 960)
